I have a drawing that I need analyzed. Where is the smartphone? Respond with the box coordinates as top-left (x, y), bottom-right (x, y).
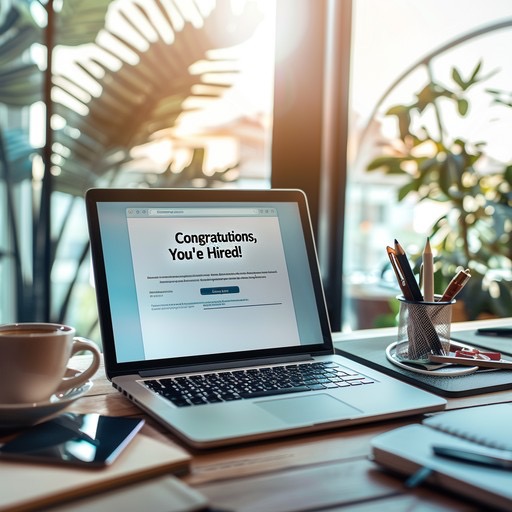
top-left (0, 413), bottom-right (144, 468)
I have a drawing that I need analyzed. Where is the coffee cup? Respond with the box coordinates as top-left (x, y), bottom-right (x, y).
top-left (0, 323), bottom-right (100, 404)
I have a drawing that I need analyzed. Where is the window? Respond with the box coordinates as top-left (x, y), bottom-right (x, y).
top-left (346, 0), bottom-right (512, 329)
top-left (0, 0), bottom-right (280, 339)
top-left (3, 0), bottom-right (347, 336)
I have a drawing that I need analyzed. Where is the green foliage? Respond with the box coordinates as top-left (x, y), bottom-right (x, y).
top-left (51, 0), bottom-right (262, 196)
top-left (56, 0), bottom-right (112, 46)
top-left (367, 62), bottom-right (512, 319)
top-left (0, 0), bottom-right (264, 328)
top-left (373, 297), bottom-right (400, 328)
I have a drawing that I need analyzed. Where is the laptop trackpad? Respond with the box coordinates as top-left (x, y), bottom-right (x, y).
top-left (256, 394), bottom-right (361, 425)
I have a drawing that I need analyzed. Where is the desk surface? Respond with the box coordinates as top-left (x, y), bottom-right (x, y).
top-left (5, 318), bottom-right (512, 511)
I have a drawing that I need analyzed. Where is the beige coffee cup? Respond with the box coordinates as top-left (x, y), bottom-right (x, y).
top-left (0, 323), bottom-right (100, 404)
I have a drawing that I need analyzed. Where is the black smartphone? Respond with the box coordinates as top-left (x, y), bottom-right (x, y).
top-left (0, 413), bottom-right (144, 468)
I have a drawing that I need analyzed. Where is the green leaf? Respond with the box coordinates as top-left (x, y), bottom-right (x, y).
top-left (0, 128), bottom-right (36, 183)
top-left (438, 160), bottom-right (454, 197)
top-left (385, 105), bottom-right (409, 116)
top-left (0, 25), bottom-right (40, 67)
top-left (56, 0), bottom-right (112, 46)
top-left (504, 165), bottom-right (512, 185)
top-left (366, 156), bottom-right (404, 174)
top-left (415, 84), bottom-right (435, 112)
top-left (0, 4), bottom-right (41, 108)
top-left (469, 60), bottom-right (482, 83)
top-left (384, 105), bottom-right (413, 139)
top-left (452, 67), bottom-right (464, 89)
top-left (452, 61), bottom-right (483, 91)
top-left (397, 180), bottom-right (419, 201)
top-left (457, 98), bottom-right (469, 116)
top-left (418, 156), bottom-right (440, 175)
top-left (0, 63), bottom-right (41, 106)
top-left (397, 111), bottom-right (412, 139)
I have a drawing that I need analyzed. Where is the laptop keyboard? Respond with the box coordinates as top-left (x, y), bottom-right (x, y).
top-left (144, 361), bottom-right (374, 407)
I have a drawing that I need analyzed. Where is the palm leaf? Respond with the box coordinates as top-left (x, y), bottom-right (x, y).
top-left (0, 4), bottom-right (41, 107)
top-left (56, 0), bottom-right (112, 46)
top-left (51, 0), bottom-right (262, 196)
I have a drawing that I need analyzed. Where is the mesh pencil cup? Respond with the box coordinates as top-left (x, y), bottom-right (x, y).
top-left (395, 295), bottom-right (454, 362)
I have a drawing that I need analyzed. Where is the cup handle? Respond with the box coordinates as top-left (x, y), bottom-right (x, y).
top-left (56, 337), bottom-right (101, 393)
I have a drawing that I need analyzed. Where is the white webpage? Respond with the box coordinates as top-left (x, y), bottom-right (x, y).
top-left (126, 211), bottom-right (300, 360)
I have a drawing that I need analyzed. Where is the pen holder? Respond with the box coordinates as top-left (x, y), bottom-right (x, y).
top-left (395, 295), bottom-right (454, 362)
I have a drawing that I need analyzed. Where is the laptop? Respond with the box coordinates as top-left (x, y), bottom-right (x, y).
top-left (85, 188), bottom-right (446, 448)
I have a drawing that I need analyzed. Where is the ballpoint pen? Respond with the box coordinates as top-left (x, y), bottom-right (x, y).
top-left (433, 444), bottom-right (512, 470)
top-left (386, 246), bottom-right (413, 301)
top-left (439, 268), bottom-right (471, 302)
top-left (476, 327), bottom-right (512, 338)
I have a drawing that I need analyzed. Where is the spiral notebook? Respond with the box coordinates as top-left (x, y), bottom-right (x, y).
top-left (371, 403), bottom-right (512, 510)
top-left (422, 403), bottom-right (512, 450)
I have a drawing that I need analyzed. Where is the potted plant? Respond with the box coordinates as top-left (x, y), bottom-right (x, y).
top-left (366, 60), bottom-right (512, 320)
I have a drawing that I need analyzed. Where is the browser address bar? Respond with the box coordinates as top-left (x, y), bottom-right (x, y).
top-left (148, 208), bottom-right (261, 216)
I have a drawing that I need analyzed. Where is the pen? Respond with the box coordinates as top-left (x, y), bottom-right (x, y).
top-left (433, 444), bottom-right (512, 470)
top-left (476, 327), bottom-right (512, 338)
top-left (386, 246), bottom-right (414, 301)
top-left (422, 238), bottom-right (434, 302)
top-left (386, 244), bottom-right (444, 355)
top-left (439, 268), bottom-right (471, 302)
top-left (394, 240), bottom-right (423, 302)
top-left (428, 353), bottom-right (512, 370)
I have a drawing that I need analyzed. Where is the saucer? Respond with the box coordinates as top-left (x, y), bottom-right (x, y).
top-left (386, 341), bottom-right (479, 377)
top-left (0, 370), bottom-right (93, 429)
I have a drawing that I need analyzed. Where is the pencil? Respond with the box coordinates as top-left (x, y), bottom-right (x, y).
top-left (386, 242), bottom-right (443, 355)
top-left (422, 237), bottom-right (434, 302)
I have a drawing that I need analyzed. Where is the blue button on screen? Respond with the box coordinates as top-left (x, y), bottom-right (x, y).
top-left (200, 286), bottom-right (240, 296)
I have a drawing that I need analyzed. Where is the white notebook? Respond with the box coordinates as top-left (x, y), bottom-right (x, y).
top-left (0, 434), bottom-right (192, 512)
top-left (422, 402), bottom-right (512, 451)
top-left (371, 403), bottom-right (512, 510)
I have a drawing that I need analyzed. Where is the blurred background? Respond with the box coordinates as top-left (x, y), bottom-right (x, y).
top-left (0, 0), bottom-right (510, 346)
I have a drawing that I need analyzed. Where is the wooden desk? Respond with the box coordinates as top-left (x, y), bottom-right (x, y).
top-left (8, 318), bottom-right (512, 511)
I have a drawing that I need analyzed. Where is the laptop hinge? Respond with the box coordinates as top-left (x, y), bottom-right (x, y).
top-left (138, 354), bottom-right (314, 377)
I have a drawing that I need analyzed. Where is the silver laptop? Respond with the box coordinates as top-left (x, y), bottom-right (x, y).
top-left (85, 188), bottom-right (446, 448)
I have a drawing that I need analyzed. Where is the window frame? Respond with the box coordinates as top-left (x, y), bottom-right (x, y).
top-left (271, 0), bottom-right (352, 330)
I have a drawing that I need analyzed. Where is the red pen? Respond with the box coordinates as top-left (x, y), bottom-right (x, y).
top-left (439, 268), bottom-right (471, 302)
top-left (454, 349), bottom-right (502, 361)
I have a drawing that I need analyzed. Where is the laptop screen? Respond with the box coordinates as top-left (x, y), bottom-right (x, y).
top-left (86, 189), bottom-right (332, 371)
